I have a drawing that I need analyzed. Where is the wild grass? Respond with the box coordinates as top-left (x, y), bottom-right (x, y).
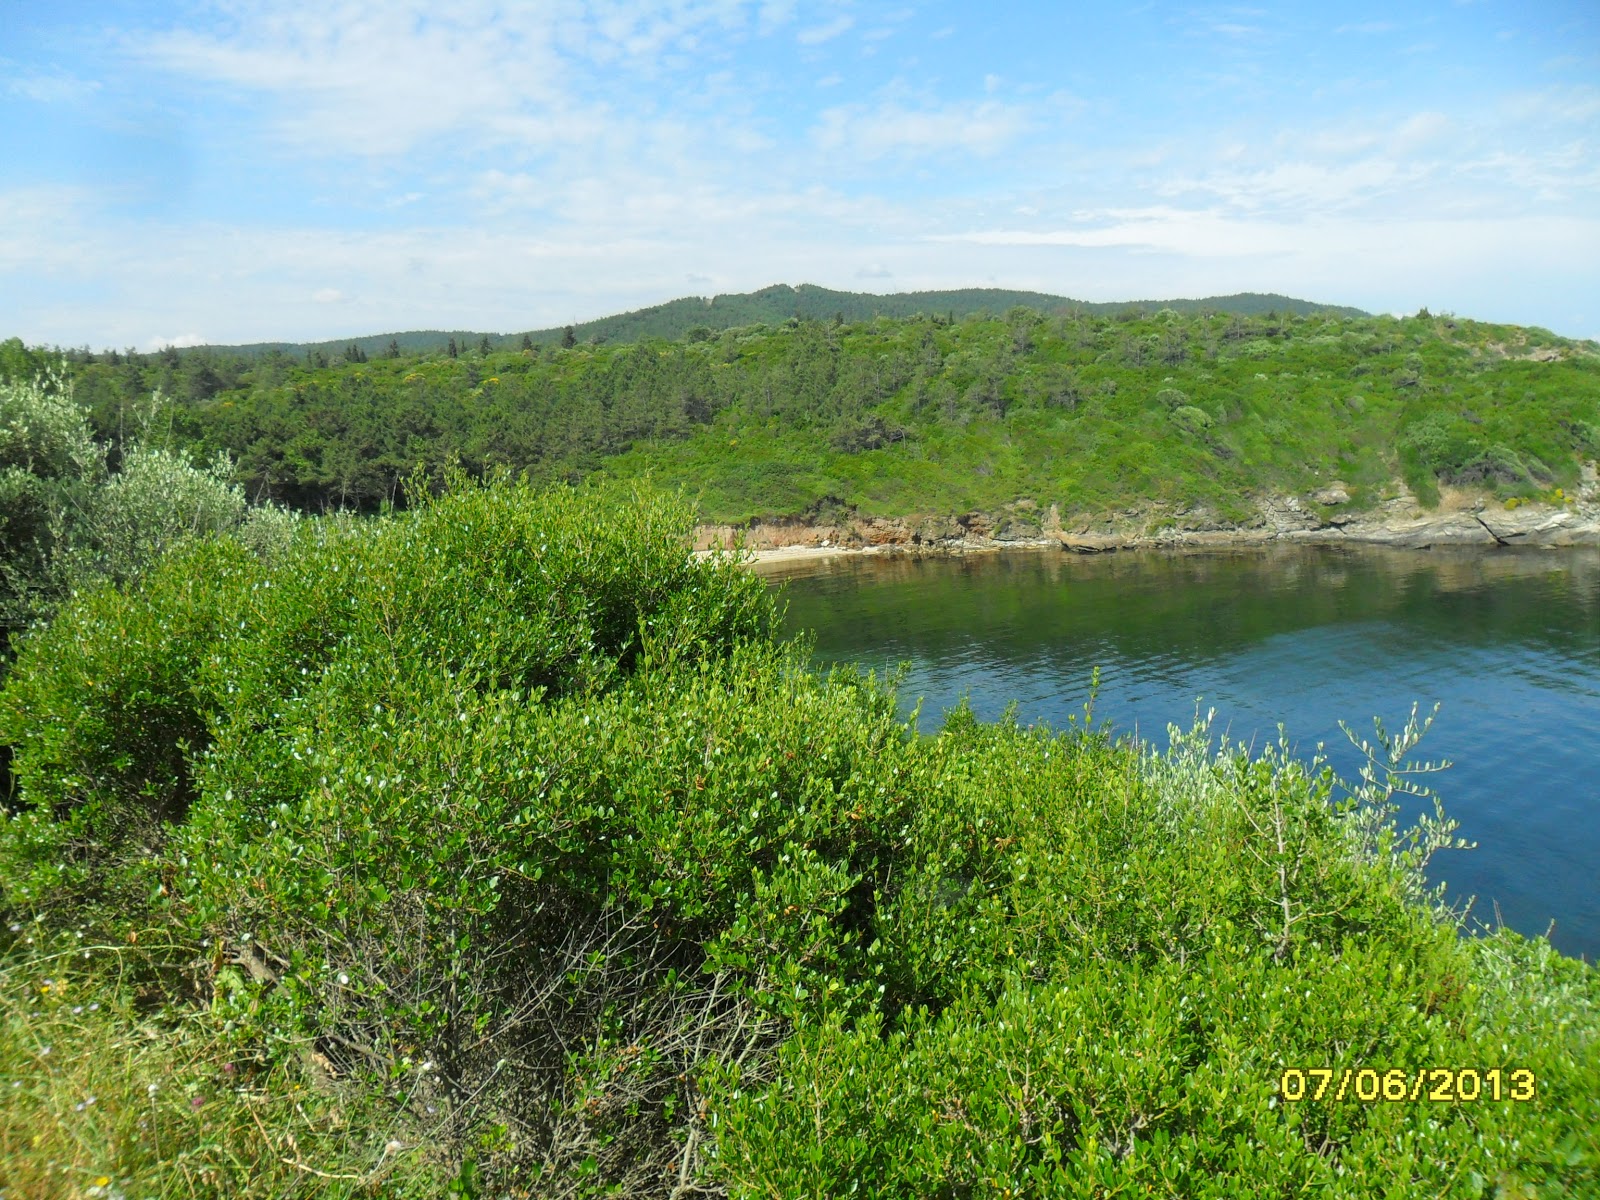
top-left (0, 927), bottom-right (440, 1199)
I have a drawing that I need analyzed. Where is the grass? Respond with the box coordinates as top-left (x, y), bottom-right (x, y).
top-left (0, 928), bottom-right (444, 1199)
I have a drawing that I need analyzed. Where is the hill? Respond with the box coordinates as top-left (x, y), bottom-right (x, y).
top-left (45, 304), bottom-right (1597, 532)
top-left (198, 285), bottom-right (1367, 359)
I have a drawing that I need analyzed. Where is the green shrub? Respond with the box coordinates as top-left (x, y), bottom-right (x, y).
top-left (1155, 386), bottom-right (1189, 410)
top-left (0, 367), bottom-right (105, 633)
top-left (1171, 405), bottom-right (1214, 437)
top-left (708, 717), bottom-right (1598, 1199)
top-left (2, 477), bottom-right (1595, 1196)
top-left (0, 372), bottom-right (294, 641)
top-left (0, 538), bottom-right (259, 919)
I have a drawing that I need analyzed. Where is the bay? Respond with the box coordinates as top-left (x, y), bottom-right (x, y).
top-left (769, 544), bottom-right (1600, 961)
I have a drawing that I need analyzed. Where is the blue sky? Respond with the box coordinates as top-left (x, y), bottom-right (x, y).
top-left (2, 0), bottom-right (1597, 348)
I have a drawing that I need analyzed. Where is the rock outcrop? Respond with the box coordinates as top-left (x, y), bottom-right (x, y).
top-left (696, 466), bottom-right (1600, 558)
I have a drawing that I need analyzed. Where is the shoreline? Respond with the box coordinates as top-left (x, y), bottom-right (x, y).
top-left (694, 477), bottom-right (1600, 570)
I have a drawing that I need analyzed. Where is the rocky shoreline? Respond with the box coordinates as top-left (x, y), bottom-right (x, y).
top-left (695, 466), bottom-right (1600, 565)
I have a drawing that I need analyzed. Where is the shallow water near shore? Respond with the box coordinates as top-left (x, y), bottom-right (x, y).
top-left (770, 544), bottom-right (1600, 961)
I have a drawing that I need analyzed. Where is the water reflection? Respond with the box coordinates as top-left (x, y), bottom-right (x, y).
top-left (772, 545), bottom-right (1600, 960)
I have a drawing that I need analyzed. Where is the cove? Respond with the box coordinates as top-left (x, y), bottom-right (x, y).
top-left (767, 544), bottom-right (1600, 961)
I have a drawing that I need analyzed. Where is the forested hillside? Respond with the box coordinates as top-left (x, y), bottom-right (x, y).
top-left (18, 304), bottom-right (1598, 528)
top-left (99, 285), bottom-right (1367, 361)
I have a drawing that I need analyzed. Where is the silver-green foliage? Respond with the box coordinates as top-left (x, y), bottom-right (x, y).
top-left (0, 367), bottom-right (105, 627)
top-left (0, 370), bottom-right (295, 633)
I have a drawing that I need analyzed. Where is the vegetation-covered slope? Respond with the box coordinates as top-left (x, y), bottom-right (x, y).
top-left (29, 305), bottom-right (1600, 528)
top-left (59, 285), bottom-right (1362, 361)
top-left (1, 477), bottom-right (1597, 1197)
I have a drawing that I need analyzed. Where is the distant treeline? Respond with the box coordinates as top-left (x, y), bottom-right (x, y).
top-left (5, 302), bottom-right (1597, 524)
top-left (15, 286), bottom-right (1370, 367)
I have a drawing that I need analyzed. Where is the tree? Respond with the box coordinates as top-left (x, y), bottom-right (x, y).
top-left (521, 333), bottom-right (534, 352)
top-left (478, 335), bottom-right (492, 355)
top-left (561, 326), bottom-right (577, 350)
top-left (386, 339), bottom-right (401, 360)
top-left (447, 338), bottom-right (459, 359)
top-left (182, 356), bottom-right (223, 402)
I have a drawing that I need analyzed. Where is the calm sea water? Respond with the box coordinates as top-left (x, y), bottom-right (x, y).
top-left (769, 545), bottom-right (1600, 962)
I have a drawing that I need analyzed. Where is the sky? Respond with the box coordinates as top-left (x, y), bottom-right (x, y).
top-left (2, 1), bottom-right (1597, 350)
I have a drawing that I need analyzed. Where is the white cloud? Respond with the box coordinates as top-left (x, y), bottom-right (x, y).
top-left (797, 15), bottom-right (854, 45)
top-left (146, 333), bottom-right (205, 351)
top-left (813, 98), bottom-right (1033, 159)
top-left (1503, 84), bottom-right (1600, 123)
top-left (126, 1), bottom-right (777, 158)
top-left (0, 186), bottom-right (99, 274)
top-left (1162, 158), bottom-right (1434, 214)
top-left (5, 67), bottom-right (101, 104)
top-left (3, 182), bottom-right (1597, 346)
top-left (930, 210), bottom-right (1600, 284)
top-left (4, 2), bottom-right (1597, 346)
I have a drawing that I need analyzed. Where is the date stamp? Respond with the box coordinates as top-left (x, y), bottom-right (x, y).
top-left (1279, 1067), bottom-right (1536, 1104)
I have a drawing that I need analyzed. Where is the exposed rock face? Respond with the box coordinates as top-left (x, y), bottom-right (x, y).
top-left (1313, 483), bottom-right (1351, 506)
top-left (696, 468), bottom-right (1600, 556)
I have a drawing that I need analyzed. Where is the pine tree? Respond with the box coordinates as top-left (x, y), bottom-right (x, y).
top-left (521, 333), bottom-right (534, 352)
top-left (447, 338), bottom-right (459, 359)
top-left (561, 326), bottom-right (577, 349)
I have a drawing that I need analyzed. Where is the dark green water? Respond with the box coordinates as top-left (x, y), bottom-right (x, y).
top-left (769, 545), bottom-right (1600, 961)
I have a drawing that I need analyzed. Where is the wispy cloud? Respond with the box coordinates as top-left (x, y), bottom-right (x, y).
top-left (813, 98), bottom-right (1035, 159)
top-left (3, 0), bottom-right (1597, 343)
top-left (146, 333), bottom-right (205, 351)
top-left (797, 14), bottom-right (855, 45)
top-left (5, 66), bottom-right (101, 104)
top-left (125, 1), bottom-right (781, 158)
top-left (1503, 83), bottom-right (1600, 123)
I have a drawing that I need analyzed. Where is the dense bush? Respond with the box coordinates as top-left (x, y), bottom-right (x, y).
top-left (0, 369), bottom-right (294, 643)
top-left (2, 478), bottom-right (1596, 1196)
top-left (0, 366), bottom-right (105, 632)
